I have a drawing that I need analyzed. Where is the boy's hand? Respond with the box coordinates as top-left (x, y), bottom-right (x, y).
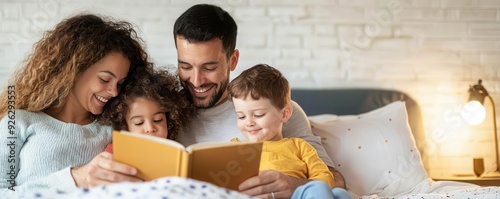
top-left (238, 170), bottom-right (309, 199)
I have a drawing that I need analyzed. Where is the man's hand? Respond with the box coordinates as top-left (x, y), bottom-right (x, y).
top-left (329, 166), bottom-right (346, 188)
top-left (70, 152), bottom-right (143, 188)
top-left (239, 170), bottom-right (309, 199)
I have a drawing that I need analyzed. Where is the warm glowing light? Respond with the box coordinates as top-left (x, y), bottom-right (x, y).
top-left (461, 101), bottom-right (486, 125)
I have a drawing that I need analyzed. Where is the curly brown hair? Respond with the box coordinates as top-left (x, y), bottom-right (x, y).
top-left (0, 13), bottom-right (153, 118)
top-left (99, 69), bottom-right (197, 140)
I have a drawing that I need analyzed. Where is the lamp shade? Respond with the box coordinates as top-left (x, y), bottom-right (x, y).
top-left (467, 79), bottom-right (488, 104)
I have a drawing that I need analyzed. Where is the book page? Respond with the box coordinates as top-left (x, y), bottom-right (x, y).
top-left (117, 131), bottom-right (185, 149)
top-left (113, 130), bottom-right (186, 181)
top-left (185, 140), bottom-right (252, 151)
top-left (188, 142), bottom-right (263, 190)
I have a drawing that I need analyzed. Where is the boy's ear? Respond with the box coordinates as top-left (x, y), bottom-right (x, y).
top-left (281, 104), bottom-right (293, 123)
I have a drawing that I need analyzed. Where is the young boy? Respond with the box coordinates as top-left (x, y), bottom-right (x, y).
top-left (228, 64), bottom-right (351, 199)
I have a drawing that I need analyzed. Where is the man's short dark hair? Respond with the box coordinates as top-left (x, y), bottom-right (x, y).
top-left (173, 4), bottom-right (237, 59)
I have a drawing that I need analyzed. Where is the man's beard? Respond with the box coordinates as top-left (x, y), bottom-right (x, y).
top-left (184, 79), bottom-right (229, 109)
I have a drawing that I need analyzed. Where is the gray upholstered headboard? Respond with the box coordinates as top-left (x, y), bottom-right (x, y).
top-left (291, 89), bottom-right (427, 168)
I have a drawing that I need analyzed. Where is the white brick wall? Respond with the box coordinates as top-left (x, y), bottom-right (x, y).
top-left (1, 0), bottom-right (499, 177)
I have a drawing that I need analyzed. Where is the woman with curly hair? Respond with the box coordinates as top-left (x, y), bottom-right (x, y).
top-left (100, 69), bottom-right (196, 153)
top-left (0, 13), bottom-right (153, 196)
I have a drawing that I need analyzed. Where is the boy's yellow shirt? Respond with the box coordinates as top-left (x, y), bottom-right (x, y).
top-left (232, 137), bottom-right (334, 188)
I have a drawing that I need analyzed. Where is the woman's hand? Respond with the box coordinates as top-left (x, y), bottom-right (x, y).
top-left (239, 170), bottom-right (309, 199)
top-left (71, 152), bottom-right (143, 188)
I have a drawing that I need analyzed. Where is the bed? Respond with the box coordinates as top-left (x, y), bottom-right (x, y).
top-left (34, 88), bottom-right (500, 199)
top-left (291, 88), bottom-right (500, 199)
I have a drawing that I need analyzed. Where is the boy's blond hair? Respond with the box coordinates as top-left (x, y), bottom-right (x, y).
top-left (228, 64), bottom-right (290, 109)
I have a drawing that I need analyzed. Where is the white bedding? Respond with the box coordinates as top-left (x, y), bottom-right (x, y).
top-left (18, 176), bottom-right (500, 199)
top-left (21, 177), bottom-right (254, 199)
top-left (308, 104), bottom-right (500, 199)
top-left (354, 179), bottom-right (500, 199)
top-left (361, 186), bottom-right (500, 199)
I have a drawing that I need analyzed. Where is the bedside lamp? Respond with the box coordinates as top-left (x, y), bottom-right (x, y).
top-left (462, 79), bottom-right (500, 177)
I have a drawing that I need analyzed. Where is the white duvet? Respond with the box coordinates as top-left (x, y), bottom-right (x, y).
top-left (20, 177), bottom-right (254, 199)
top-left (20, 177), bottom-right (500, 199)
top-left (353, 178), bottom-right (500, 199)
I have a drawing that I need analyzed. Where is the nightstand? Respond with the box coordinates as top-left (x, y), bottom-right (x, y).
top-left (431, 174), bottom-right (500, 186)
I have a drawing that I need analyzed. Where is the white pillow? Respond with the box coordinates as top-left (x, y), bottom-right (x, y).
top-left (309, 101), bottom-right (428, 197)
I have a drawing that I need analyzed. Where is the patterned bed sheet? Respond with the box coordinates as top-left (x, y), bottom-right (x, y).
top-left (20, 177), bottom-right (254, 199)
top-left (17, 176), bottom-right (500, 199)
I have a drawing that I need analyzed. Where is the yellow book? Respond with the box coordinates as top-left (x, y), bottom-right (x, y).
top-left (112, 130), bottom-right (262, 190)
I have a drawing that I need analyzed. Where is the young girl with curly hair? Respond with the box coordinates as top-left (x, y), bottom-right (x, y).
top-left (0, 13), bottom-right (153, 197)
top-left (99, 69), bottom-right (196, 153)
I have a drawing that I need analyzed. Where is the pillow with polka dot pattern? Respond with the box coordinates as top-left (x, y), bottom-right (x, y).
top-left (309, 101), bottom-right (427, 197)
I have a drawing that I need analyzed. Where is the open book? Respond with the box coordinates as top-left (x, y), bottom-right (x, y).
top-left (112, 130), bottom-right (263, 190)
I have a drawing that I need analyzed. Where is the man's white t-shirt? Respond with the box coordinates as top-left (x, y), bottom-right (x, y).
top-left (177, 100), bottom-right (334, 167)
